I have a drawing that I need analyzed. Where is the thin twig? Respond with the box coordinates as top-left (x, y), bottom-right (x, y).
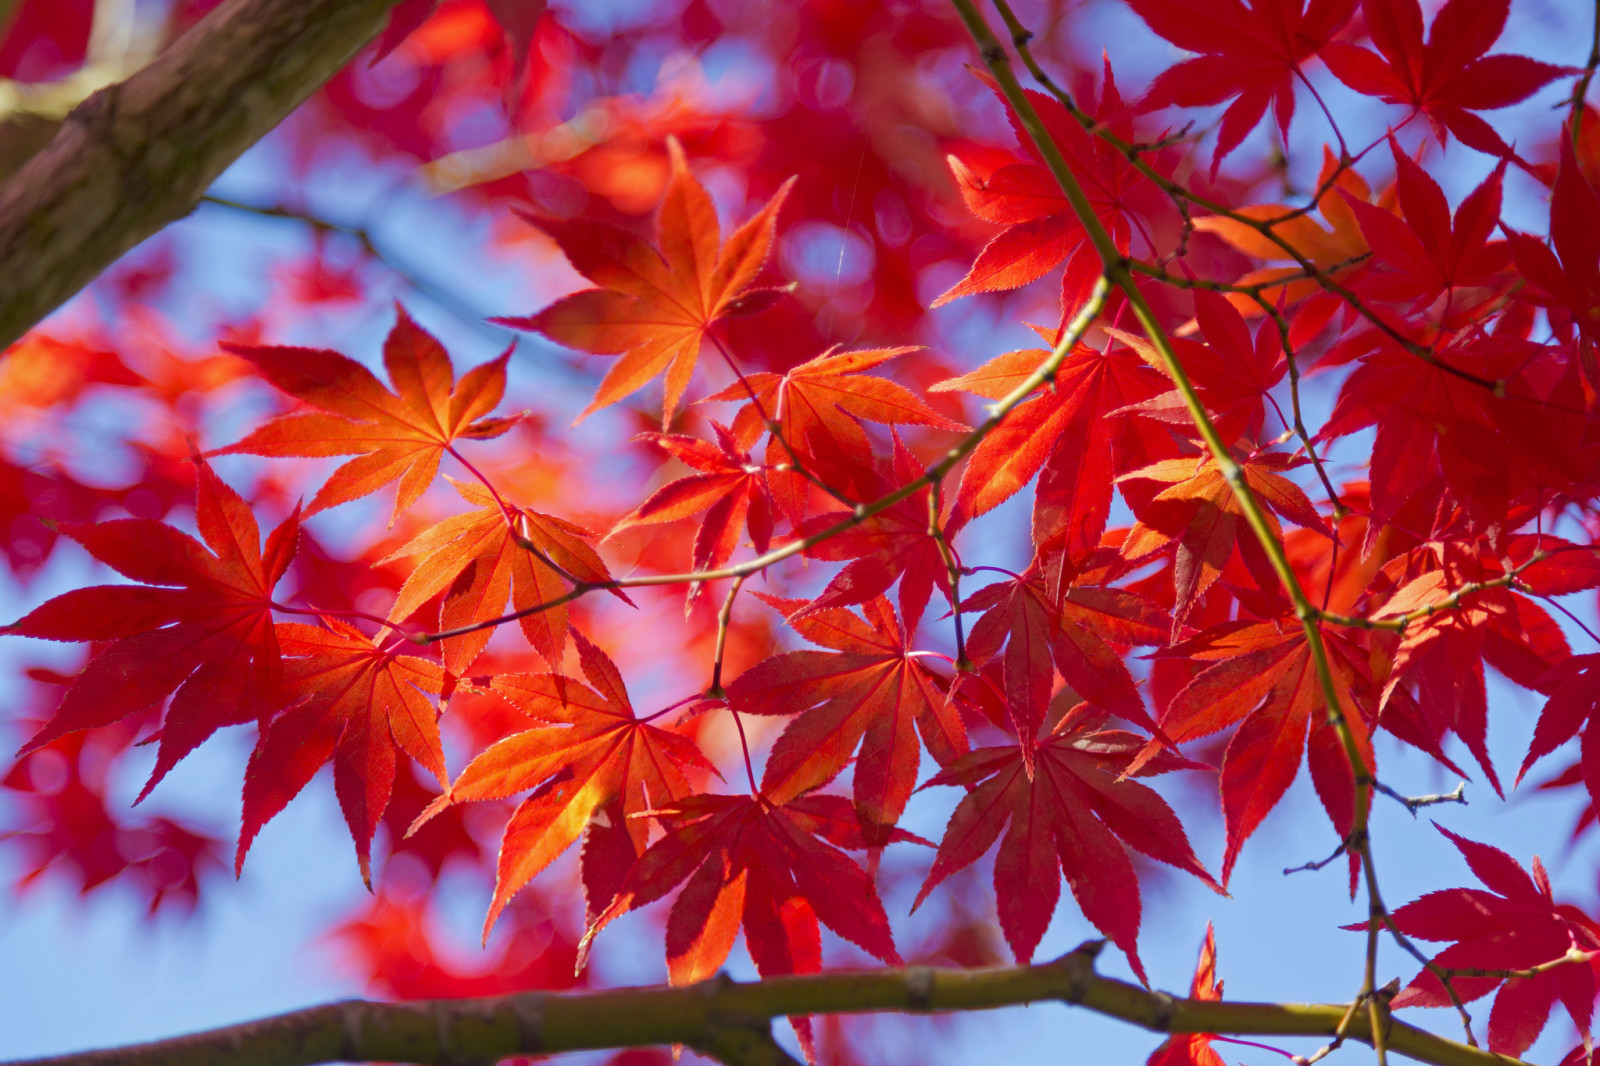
top-left (1374, 781), bottom-right (1467, 817)
top-left (200, 194), bottom-right (514, 343)
top-left (1284, 837), bottom-right (1349, 876)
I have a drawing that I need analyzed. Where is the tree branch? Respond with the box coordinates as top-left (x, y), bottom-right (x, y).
top-left (0, 0), bottom-right (405, 349)
top-left (0, 945), bottom-right (1532, 1066)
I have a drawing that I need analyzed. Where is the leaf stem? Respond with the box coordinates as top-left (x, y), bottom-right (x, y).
top-left (927, 478), bottom-right (970, 669)
top-left (706, 573), bottom-right (748, 699)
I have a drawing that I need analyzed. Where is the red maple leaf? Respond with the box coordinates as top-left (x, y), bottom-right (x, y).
top-left (214, 306), bottom-right (516, 524)
top-left (790, 432), bottom-right (953, 627)
top-left (9, 459), bottom-right (297, 798)
top-left (238, 618), bottom-right (448, 885)
top-left (607, 423), bottom-right (775, 596)
top-left (1321, 0), bottom-right (1572, 159)
top-left (963, 565), bottom-right (1170, 766)
top-left (1520, 654), bottom-right (1600, 806)
top-left (1126, 0), bottom-right (1358, 167)
top-left (931, 337), bottom-right (1164, 563)
top-left (1377, 553), bottom-right (1570, 795)
top-left (503, 138), bottom-right (794, 426)
top-left (581, 791), bottom-right (903, 1060)
top-left (1508, 138), bottom-right (1600, 371)
top-left (1119, 450), bottom-right (1328, 630)
top-left (414, 631), bottom-right (713, 934)
top-left (1158, 622), bottom-right (1375, 885)
top-left (1108, 290), bottom-right (1286, 446)
top-left (383, 478), bottom-right (617, 673)
top-left (1147, 924), bottom-right (1226, 1066)
top-left (938, 67), bottom-right (1145, 311)
top-left (706, 346), bottom-right (965, 523)
top-left (1370, 824), bottom-right (1600, 1057)
top-left (915, 703), bottom-right (1220, 980)
top-left (726, 594), bottom-right (966, 842)
top-left (1317, 333), bottom-right (1538, 531)
top-left (1342, 141), bottom-right (1509, 314)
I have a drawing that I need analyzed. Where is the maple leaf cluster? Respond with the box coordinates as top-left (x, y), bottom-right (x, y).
top-left (8, 0), bottom-right (1600, 1063)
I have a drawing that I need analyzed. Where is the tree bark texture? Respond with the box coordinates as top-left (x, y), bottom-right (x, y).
top-left (0, 0), bottom-right (405, 349)
top-left (1, 946), bottom-right (1527, 1066)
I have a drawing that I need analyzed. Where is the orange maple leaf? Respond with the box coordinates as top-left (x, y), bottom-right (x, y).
top-left (705, 345), bottom-right (966, 521)
top-left (503, 138), bottom-right (794, 426)
top-left (1119, 450), bottom-right (1328, 631)
top-left (1192, 146), bottom-right (1385, 319)
top-left (412, 631), bottom-right (713, 936)
top-left (214, 306), bottom-right (516, 524)
top-left (383, 478), bottom-right (616, 674)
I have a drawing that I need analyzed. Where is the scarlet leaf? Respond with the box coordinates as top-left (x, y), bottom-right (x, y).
top-left (727, 594), bottom-right (966, 842)
top-left (916, 704), bottom-right (1219, 980)
top-left (504, 138), bottom-right (794, 426)
top-left (707, 346), bottom-right (964, 521)
top-left (790, 432), bottom-right (953, 627)
top-left (581, 791), bottom-right (902, 1059)
top-left (214, 306), bottom-right (514, 524)
top-left (1508, 138), bottom-right (1600, 366)
top-left (1126, 0), bottom-right (1357, 167)
top-left (1342, 142), bottom-right (1509, 311)
top-left (1378, 561), bottom-right (1569, 794)
top-left (1159, 623), bottom-right (1375, 885)
top-left (938, 71), bottom-right (1144, 307)
top-left (932, 339), bottom-right (1163, 562)
top-left (239, 618), bottom-right (448, 885)
top-left (1108, 292), bottom-right (1286, 446)
top-left (1374, 825), bottom-right (1600, 1057)
top-left (1119, 450), bottom-right (1327, 631)
top-left (963, 567), bottom-right (1170, 764)
top-left (11, 459), bottom-right (297, 799)
top-left (609, 423), bottom-right (774, 599)
top-left (1147, 924), bottom-right (1226, 1066)
top-left (1321, 0), bottom-right (1572, 158)
top-left (1520, 655), bottom-right (1600, 807)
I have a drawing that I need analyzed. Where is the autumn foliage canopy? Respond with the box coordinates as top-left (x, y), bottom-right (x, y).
top-left (6, 0), bottom-right (1600, 1063)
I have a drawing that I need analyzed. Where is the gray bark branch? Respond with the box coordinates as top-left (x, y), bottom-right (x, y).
top-left (0, 946), bottom-right (1529, 1066)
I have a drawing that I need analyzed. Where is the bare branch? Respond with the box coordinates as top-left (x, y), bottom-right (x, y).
top-left (1374, 781), bottom-right (1468, 817)
top-left (1, 946), bottom-right (1533, 1066)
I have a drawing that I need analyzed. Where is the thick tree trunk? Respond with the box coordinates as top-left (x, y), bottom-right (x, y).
top-left (0, 0), bottom-right (405, 349)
